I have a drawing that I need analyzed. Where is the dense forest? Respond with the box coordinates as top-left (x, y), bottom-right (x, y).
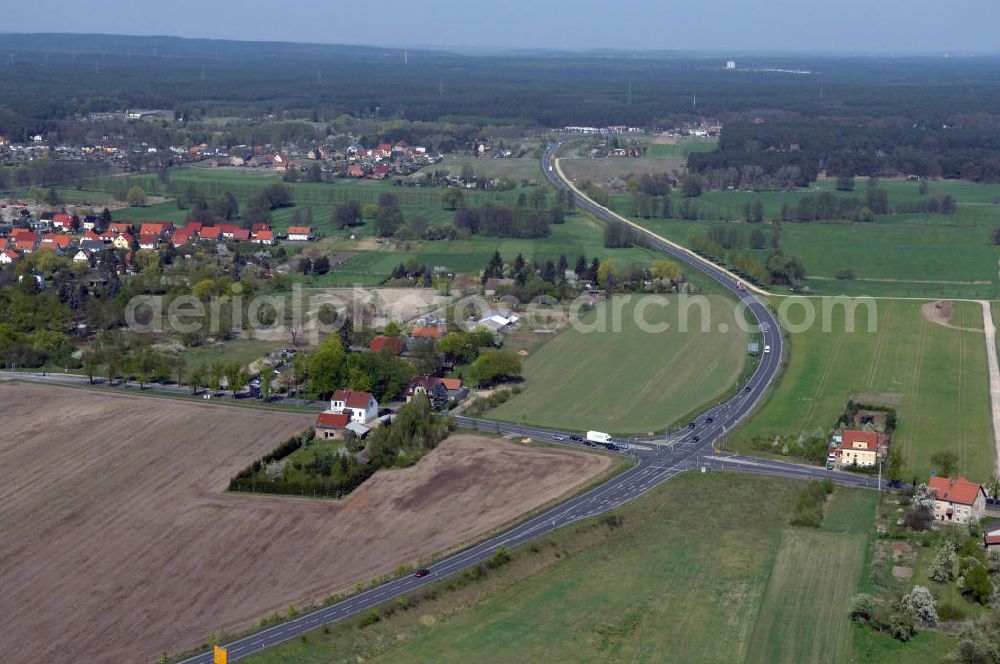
top-left (4, 34), bottom-right (1000, 138)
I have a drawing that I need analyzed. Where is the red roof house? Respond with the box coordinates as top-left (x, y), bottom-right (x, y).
top-left (200, 226), bottom-right (222, 241)
top-left (928, 476), bottom-right (987, 524)
top-left (370, 336), bottom-right (404, 355)
top-left (411, 326), bottom-right (444, 339)
top-left (39, 233), bottom-right (72, 251)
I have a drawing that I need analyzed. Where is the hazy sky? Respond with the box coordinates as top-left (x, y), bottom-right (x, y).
top-left (6, 0), bottom-right (1000, 53)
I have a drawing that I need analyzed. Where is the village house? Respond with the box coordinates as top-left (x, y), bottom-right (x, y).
top-left (106, 222), bottom-right (132, 235)
top-left (138, 233), bottom-right (160, 250)
top-left (410, 326), bottom-right (444, 340)
top-left (112, 233), bottom-right (134, 250)
top-left (483, 277), bottom-right (514, 296)
top-left (0, 248), bottom-right (21, 264)
top-left (252, 229), bottom-right (274, 245)
top-left (78, 239), bottom-right (105, 254)
top-left (200, 226), bottom-right (223, 241)
top-left (287, 226), bottom-right (313, 242)
top-left (72, 250), bottom-right (94, 266)
top-left (837, 430), bottom-right (879, 468)
top-left (52, 214), bottom-right (74, 231)
top-left (39, 233), bottom-right (72, 253)
top-left (928, 476), bottom-right (987, 525)
top-left (172, 228), bottom-right (196, 246)
top-left (315, 412), bottom-right (351, 440)
top-left (369, 336), bottom-right (405, 355)
top-left (329, 388), bottom-right (378, 424)
top-left (81, 215), bottom-right (101, 231)
top-left (404, 376), bottom-right (465, 405)
top-left (984, 522), bottom-right (1000, 550)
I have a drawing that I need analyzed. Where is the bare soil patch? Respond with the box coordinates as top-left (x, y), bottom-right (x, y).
top-left (892, 565), bottom-right (914, 580)
top-left (922, 299), bottom-right (981, 332)
top-left (0, 383), bottom-right (609, 663)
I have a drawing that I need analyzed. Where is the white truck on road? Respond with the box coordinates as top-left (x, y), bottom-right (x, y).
top-left (587, 431), bottom-right (612, 444)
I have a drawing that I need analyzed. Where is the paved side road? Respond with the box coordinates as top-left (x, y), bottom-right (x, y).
top-left (980, 300), bottom-right (1000, 476)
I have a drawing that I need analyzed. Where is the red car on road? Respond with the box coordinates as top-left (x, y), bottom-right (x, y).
top-left (414, 569), bottom-right (431, 578)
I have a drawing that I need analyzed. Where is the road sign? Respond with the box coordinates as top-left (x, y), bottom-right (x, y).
top-left (214, 645), bottom-right (228, 664)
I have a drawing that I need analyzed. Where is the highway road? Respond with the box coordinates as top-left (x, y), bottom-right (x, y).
top-left (137, 144), bottom-right (871, 662)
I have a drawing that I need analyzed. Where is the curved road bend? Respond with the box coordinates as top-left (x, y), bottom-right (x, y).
top-left (171, 146), bottom-right (867, 663)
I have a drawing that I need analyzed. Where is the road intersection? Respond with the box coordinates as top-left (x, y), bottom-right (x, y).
top-left (3, 144), bottom-right (881, 662)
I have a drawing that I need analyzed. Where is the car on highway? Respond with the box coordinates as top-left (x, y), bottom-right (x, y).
top-left (764, 345), bottom-right (771, 354)
top-left (692, 436), bottom-right (700, 443)
top-left (414, 569), bottom-right (431, 578)
top-left (688, 422), bottom-right (696, 429)
top-left (551, 434), bottom-right (565, 441)
top-left (744, 386), bottom-right (752, 393)
top-left (705, 417), bottom-right (714, 424)
top-left (570, 435), bottom-right (584, 442)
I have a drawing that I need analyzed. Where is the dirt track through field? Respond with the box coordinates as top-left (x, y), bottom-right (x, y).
top-left (0, 383), bottom-right (610, 663)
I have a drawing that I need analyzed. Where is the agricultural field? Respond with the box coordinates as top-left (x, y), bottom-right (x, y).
top-left (435, 155), bottom-right (545, 182)
top-left (488, 294), bottom-right (750, 434)
top-left (744, 505), bottom-right (870, 663)
top-left (560, 156), bottom-right (686, 183)
top-left (246, 473), bottom-right (878, 664)
top-left (635, 216), bottom-right (1000, 300)
top-left (611, 176), bottom-right (1000, 299)
top-left (0, 382), bottom-right (611, 663)
top-left (735, 297), bottom-right (995, 482)
top-left (644, 136), bottom-right (719, 158)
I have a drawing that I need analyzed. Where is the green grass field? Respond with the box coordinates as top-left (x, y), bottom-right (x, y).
top-left (178, 338), bottom-right (284, 372)
top-left (736, 297), bottom-right (995, 482)
top-left (560, 156), bottom-right (687, 183)
top-left (745, 529), bottom-right (866, 663)
top-left (595, 175), bottom-right (1000, 299)
top-left (634, 216), bottom-right (1000, 299)
top-left (241, 473), bottom-right (877, 664)
top-left (487, 294), bottom-right (749, 434)
top-left (645, 137), bottom-right (719, 157)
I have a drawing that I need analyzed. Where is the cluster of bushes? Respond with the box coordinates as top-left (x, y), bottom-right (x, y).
top-left (850, 586), bottom-right (938, 643)
top-left (386, 260), bottom-right (435, 287)
top-left (366, 394), bottom-right (454, 468)
top-left (789, 479), bottom-right (834, 528)
top-left (744, 432), bottom-right (830, 465)
top-left (463, 386), bottom-right (522, 416)
top-left (895, 193), bottom-right (957, 214)
top-left (927, 535), bottom-right (996, 605)
top-left (453, 204), bottom-right (554, 239)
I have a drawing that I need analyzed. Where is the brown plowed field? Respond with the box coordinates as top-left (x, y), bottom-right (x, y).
top-left (0, 383), bottom-right (610, 663)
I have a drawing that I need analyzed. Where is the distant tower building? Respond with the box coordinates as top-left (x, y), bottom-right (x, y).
top-left (726, 60), bottom-right (736, 70)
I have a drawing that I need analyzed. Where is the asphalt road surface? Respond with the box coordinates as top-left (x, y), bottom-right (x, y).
top-left (15, 144), bottom-right (878, 663)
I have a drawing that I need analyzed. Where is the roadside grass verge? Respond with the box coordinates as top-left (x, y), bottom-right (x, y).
top-left (242, 473), bottom-right (877, 664)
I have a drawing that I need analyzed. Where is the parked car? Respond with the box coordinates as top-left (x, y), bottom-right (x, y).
top-left (826, 461), bottom-right (835, 470)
